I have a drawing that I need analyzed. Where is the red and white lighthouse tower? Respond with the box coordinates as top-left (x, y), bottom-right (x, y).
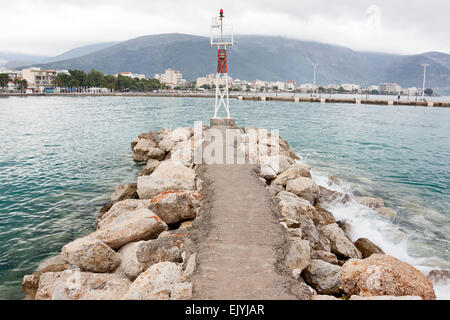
top-left (211, 9), bottom-right (233, 118)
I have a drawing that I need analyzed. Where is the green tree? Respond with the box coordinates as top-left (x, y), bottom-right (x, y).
top-left (69, 70), bottom-right (88, 87)
top-left (14, 79), bottom-right (28, 92)
top-left (0, 73), bottom-right (9, 90)
top-left (424, 88), bottom-right (433, 96)
top-left (54, 73), bottom-right (71, 87)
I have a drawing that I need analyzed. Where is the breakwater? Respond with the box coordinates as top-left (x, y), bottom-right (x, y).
top-left (1, 92), bottom-right (449, 107)
top-left (20, 119), bottom-right (441, 300)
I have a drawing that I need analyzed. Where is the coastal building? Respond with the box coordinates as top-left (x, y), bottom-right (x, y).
top-left (341, 83), bottom-right (360, 92)
top-left (251, 80), bottom-right (267, 89)
top-left (402, 87), bottom-right (419, 96)
top-left (196, 74), bottom-right (233, 88)
top-left (286, 81), bottom-right (297, 91)
top-left (230, 78), bottom-right (250, 90)
top-left (21, 67), bottom-right (56, 88)
top-left (379, 82), bottom-right (400, 94)
top-left (154, 68), bottom-right (185, 88)
top-left (117, 72), bottom-right (146, 80)
top-left (274, 81), bottom-right (286, 91)
top-left (361, 85), bottom-right (380, 93)
top-left (325, 84), bottom-right (340, 91)
top-left (298, 83), bottom-right (317, 93)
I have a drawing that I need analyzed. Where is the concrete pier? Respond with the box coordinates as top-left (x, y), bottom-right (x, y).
top-left (2, 92), bottom-right (449, 108)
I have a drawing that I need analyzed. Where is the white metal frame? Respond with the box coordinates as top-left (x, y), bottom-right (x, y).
top-left (211, 15), bottom-right (233, 118)
top-left (214, 62), bottom-right (230, 118)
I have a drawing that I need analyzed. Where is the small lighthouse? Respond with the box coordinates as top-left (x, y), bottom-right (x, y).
top-left (210, 9), bottom-right (234, 125)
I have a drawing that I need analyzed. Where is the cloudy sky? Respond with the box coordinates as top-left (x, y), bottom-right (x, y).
top-left (1, 0), bottom-right (449, 56)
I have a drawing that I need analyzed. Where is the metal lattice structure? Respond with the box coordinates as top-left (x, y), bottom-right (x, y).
top-left (210, 9), bottom-right (233, 118)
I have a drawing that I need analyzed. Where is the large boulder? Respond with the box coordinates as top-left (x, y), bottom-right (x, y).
top-left (286, 177), bottom-right (320, 205)
top-left (427, 269), bottom-right (450, 284)
top-left (277, 191), bottom-right (316, 221)
top-left (312, 205), bottom-right (336, 226)
top-left (303, 259), bottom-right (341, 295)
top-left (21, 254), bottom-right (70, 300)
top-left (355, 196), bottom-right (384, 209)
top-left (375, 207), bottom-right (397, 218)
top-left (123, 261), bottom-right (186, 300)
top-left (168, 127), bottom-right (192, 143)
top-left (317, 186), bottom-right (350, 205)
top-left (114, 238), bottom-right (184, 281)
top-left (285, 239), bottom-right (311, 272)
top-left (61, 236), bottom-right (120, 272)
top-left (311, 250), bottom-right (339, 265)
top-left (354, 238), bottom-right (384, 258)
top-left (110, 183), bottom-right (138, 202)
top-left (139, 159), bottom-right (160, 176)
top-left (133, 138), bottom-right (158, 161)
top-left (288, 163), bottom-right (311, 178)
top-left (158, 135), bottom-right (176, 152)
top-left (36, 254), bottom-right (68, 273)
top-left (339, 254), bottom-right (436, 300)
top-left (98, 199), bottom-right (151, 228)
top-left (320, 223), bottom-right (362, 259)
top-left (147, 147), bottom-right (165, 160)
top-left (170, 140), bottom-right (194, 167)
top-left (258, 155), bottom-right (293, 174)
top-left (92, 208), bottom-right (168, 249)
top-left (273, 168), bottom-right (300, 186)
top-left (149, 190), bottom-right (202, 224)
top-left (114, 241), bottom-right (148, 281)
top-left (136, 238), bottom-right (184, 266)
top-left (260, 164), bottom-right (277, 180)
top-left (35, 271), bottom-right (131, 300)
top-left (137, 160), bottom-right (195, 199)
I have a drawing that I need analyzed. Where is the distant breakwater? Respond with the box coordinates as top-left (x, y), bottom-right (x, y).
top-left (1, 92), bottom-right (449, 108)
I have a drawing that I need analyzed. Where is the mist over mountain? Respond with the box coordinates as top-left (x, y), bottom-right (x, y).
top-left (13, 34), bottom-right (450, 94)
top-left (44, 42), bottom-right (119, 63)
top-left (0, 52), bottom-right (50, 69)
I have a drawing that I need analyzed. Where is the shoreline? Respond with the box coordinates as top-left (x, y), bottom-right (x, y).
top-left (1, 92), bottom-right (450, 108)
top-left (20, 120), bottom-right (443, 300)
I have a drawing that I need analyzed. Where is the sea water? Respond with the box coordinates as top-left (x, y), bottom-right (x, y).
top-left (0, 96), bottom-right (448, 299)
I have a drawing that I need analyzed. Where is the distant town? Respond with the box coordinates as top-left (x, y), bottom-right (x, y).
top-left (0, 66), bottom-right (435, 97)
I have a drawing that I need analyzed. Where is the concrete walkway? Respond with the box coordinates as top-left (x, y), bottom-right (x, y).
top-left (191, 125), bottom-right (298, 299)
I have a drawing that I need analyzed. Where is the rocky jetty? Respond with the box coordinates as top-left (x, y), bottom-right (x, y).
top-left (21, 122), bottom-right (436, 300)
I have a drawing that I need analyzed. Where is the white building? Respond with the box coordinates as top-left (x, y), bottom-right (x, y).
top-left (286, 81), bottom-right (297, 91)
top-left (274, 81), bottom-right (286, 91)
top-left (196, 74), bottom-right (233, 88)
top-left (379, 83), bottom-right (400, 94)
top-left (154, 68), bottom-right (185, 87)
top-left (117, 72), bottom-right (146, 80)
top-left (325, 84), bottom-right (340, 91)
top-left (362, 85), bottom-right (380, 93)
top-left (402, 87), bottom-right (419, 96)
top-left (21, 67), bottom-right (56, 88)
top-left (341, 83), bottom-right (360, 92)
top-left (298, 83), bottom-right (318, 93)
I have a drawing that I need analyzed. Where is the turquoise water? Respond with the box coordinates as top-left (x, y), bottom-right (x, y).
top-left (0, 96), bottom-right (448, 299)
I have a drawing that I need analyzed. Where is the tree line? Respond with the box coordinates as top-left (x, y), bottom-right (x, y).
top-left (0, 73), bottom-right (28, 92)
top-left (54, 70), bottom-right (163, 92)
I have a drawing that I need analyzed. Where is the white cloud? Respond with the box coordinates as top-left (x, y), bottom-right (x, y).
top-left (0, 0), bottom-right (448, 56)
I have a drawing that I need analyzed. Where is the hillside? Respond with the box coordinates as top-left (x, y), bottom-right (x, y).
top-left (0, 52), bottom-right (49, 69)
top-left (27, 34), bottom-right (450, 94)
top-left (44, 42), bottom-right (119, 63)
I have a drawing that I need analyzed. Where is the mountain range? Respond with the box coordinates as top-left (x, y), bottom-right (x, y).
top-left (4, 34), bottom-right (450, 94)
